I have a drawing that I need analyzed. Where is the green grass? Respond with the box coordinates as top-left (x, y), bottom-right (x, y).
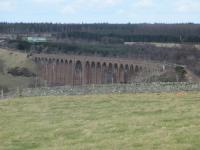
top-left (0, 92), bottom-right (200, 150)
top-left (0, 48), bottom-right (36, 89)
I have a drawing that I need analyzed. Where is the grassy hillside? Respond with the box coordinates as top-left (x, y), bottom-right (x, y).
top-left (0, 92), bottom-right (200, 150)
top-left (0, 48), bottom-right (37, 89)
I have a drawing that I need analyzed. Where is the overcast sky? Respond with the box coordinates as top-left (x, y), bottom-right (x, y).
top-left (0, 0), bottom-right (200, 23)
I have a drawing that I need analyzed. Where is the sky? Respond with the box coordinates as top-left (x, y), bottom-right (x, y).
top-left (0, 0), bottom-right (200, 23)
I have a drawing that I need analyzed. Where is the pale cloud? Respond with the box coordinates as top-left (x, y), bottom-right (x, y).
top-left (175, 0), bottom-right (200, 12)
top-left (0, 0), bottom-right (15, 12)
top-left (103, 0), bottom-right (121, 5)
top-left (136, 0), bottom-right (154, 8)
top-left (61, 0), bottom-right (122, 15)
top-left (32, 0), bottom-right (64, 4)
top-left (62, 5), bottom-right (76, 15)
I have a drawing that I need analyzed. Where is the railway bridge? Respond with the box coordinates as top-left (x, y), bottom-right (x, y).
top-left (32, 54), bottom-right (165, 86)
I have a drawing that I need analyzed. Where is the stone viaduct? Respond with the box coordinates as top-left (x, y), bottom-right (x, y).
top-left (32, 54), bottom-right (165, 86)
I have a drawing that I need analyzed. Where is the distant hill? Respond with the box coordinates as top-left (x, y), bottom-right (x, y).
top-left (0, 23), bottom-right (200, 78)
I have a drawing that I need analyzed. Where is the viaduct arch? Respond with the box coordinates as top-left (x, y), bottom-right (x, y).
top-left (32, 54), bottom-right (164, 86)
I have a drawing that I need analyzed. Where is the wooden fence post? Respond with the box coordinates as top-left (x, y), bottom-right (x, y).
top-left (1, 89), bottom-right (3, 99)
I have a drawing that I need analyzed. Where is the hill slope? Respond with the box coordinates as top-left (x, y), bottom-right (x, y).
top-left (0, 48), bottom-right (37, 89)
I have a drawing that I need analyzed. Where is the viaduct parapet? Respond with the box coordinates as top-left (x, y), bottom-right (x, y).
top-left (32, 53), bottom-right (165, 86)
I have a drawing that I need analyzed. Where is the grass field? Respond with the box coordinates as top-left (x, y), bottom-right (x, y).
top-left (0, 92), bottom-right (200, 150)
top-left (0, 48), bottom-right (36, 89)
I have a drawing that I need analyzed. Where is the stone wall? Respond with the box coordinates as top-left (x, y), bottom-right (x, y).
top-left (21, 82), bottom-right (200, 97)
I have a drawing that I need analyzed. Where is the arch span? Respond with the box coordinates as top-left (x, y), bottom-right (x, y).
top-left (32, 53), bottom-right (164, 86)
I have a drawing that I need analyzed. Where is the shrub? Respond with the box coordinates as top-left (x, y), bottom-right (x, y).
top-left (175, 66), bottom-right (187, 81)
top-left (7, 67), bottom-right (36, 77)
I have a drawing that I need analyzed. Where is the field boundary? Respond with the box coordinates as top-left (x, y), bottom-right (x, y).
top-left (1, 82), bottom-right (198, 99)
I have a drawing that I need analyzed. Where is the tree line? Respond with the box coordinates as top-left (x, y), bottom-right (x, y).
top-left (1, 23), bottom-right (200, 43)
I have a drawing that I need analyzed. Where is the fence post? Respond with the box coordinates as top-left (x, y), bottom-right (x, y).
top-left (16, 87), bottom-right (22, 97)
top-left (1, 89), bottom-right (3, 99)
top-left (17, 87), bottom-right (19, 97)
top-left (45, 80), bottom-right (48, 87)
